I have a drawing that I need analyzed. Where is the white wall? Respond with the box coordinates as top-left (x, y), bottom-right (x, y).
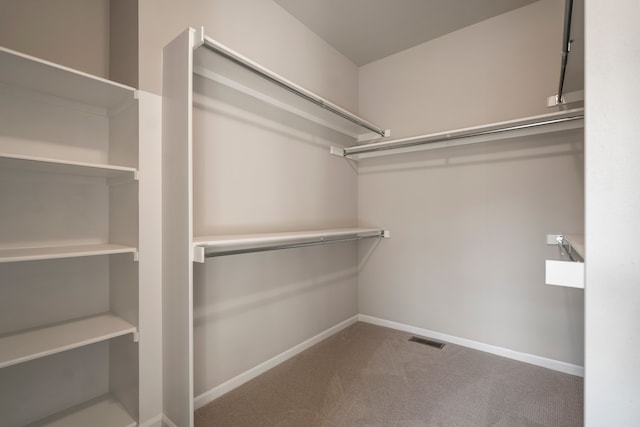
top-left (110, 0), bottom-right (138, 87)
top-left (357, 0), bottom-right (585, 367)
top-left (0, 0), bottom-right (110, 78)
top-left (191, 72), bottom-right (359, 397)
top-left (141, 0), bottom-right (363, 405)
top-left (359, 0), bottom-right (566, 139)
top-left (584, 0), bottom-right (640, 424)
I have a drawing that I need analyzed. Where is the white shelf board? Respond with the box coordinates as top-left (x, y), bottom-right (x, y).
top-left (26, 394), bottom-right (136, 427)
top-left (546, 260), bottom-right (585, 289)
top-left (0, 47), bottom-right (135, 109)
top-left (194, 227), bottom-right (384, 249)
top-left (343, 108), bottom-right (584, 159)
top-left (0, 152), bottom-right (138, 179)
top-left (0, 314), bottom-right (137, 369)
top-left (0, 244), bottom-right (137, 263)
top-left (193, 35), bottom-right (385, 140)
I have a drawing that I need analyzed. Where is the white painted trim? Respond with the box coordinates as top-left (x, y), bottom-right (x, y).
top-left (161, 414), bottom-right (178, 427)
top-left (358, 314), bottom-right (584, 377)
top-left (138, 414), bottom-right (164, 427)
top-left (194, 315), bottom-right (359, 409)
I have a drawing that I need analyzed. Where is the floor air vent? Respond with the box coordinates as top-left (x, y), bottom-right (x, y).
top-left (409, 336), bottom-right (445, 349)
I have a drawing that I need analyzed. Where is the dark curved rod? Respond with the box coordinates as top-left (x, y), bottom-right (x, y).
top-left (557, 0), bottom-right (575, 104)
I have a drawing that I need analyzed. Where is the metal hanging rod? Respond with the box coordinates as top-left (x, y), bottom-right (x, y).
top-left (198, 34), bottom-right (387, 137)
top-left (556, 0), bottom-right (575, 105)
top-left (203, 232), bottom-right (384, 258)
top-left (341, 109), bottom-right (584, 157)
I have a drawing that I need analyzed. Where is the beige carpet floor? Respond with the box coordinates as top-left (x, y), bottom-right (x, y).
top-left (195, 322), bottom-right (583, 426)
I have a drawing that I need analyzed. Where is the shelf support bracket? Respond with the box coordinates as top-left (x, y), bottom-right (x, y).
top-left (546, 234), bottom-right (583, 263)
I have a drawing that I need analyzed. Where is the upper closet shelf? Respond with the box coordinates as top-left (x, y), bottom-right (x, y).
top-left (333, 108), bottom-right (584, 159)
top-left (0, 47), bottom-right (136, 109)
top-left (193, 227), bottom-right (388, 262)
top-left (0, 244), bottom-right (138, 263)
top-left (192, 28), bottom-right (388, 140)
top-left (0, 152), bottom-right (138, 180)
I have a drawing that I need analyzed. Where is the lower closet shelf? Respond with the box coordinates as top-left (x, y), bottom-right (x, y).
top-left (0, 314), bottom-right (138, 369)
top-left (26, 393), bottom-right (136, 427)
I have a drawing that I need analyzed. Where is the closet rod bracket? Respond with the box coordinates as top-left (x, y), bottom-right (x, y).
top-left (329, 146), bottom-right (345, 157)
top-left (193, 246), bottom-right (205, 263)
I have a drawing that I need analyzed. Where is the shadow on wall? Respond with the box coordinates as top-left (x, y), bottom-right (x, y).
top-left (192, 242), bottom-right (359, 326)
top-left (193, 74), bottom-right (353, 153)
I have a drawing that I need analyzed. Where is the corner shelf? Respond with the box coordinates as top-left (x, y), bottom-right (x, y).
top-left (0, 313), bottom-right (137, 369)
top-left (193, 227), bottom-right (387, 262)
top-left (26, 394), bottom-right (136, 427)
top-left (545, 234), bottom-right (584, 289)
top-left (1, 44), bottom-right (149, 427)
top-left (0, 152), bottom-right (138, 180)
top-left (0, 244), bottom-right (138, 263)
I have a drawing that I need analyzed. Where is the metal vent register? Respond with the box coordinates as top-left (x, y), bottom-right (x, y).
top-left (409, 336), bottom-right (445, 349)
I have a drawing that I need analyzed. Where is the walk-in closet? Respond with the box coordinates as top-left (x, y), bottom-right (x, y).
top-left (1, 0), bottom-right (638, 426)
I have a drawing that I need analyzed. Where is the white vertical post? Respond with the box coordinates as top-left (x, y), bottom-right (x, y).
top-left (162, 28), bottom-right (195, 427)
top-left (585, 1), bottom-right (640, 425)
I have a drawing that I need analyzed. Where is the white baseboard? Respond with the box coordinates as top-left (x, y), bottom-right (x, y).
top-left (193, 313), bottom-right (583, 412)
top-left (358, 314), bottom-right (584, 377)
top-left (138, 414), bottom-right (164, 427)
top-left (160, 414), bottom-right (178, 427)
top-left (194, 315), bottom-right (359, 410)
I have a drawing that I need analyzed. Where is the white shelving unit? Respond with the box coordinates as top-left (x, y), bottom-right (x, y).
top-left (163, 28), bottom-right (388, 427)
top-left (0, 46), bottom-right (146, 426)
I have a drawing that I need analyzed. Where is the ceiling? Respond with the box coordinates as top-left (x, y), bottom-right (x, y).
top-left (274, 0), bottom-right (540, 66)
